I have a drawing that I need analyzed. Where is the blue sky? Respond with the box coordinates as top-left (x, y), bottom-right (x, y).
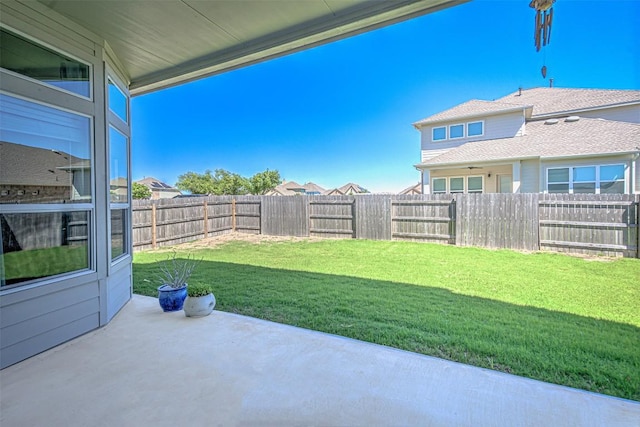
top-left (131, 0), bottom-right (639, 193)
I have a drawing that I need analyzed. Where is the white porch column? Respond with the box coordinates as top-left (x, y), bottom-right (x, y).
top-left (512, 161), bottom-right (521, 193)
top-left (422, 169), bottom-right (431, 194)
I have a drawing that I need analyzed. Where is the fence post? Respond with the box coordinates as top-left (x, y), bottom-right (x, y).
top-left (203, 200), bottom-right (208, 238)
top-left (151, 203), bottom-right (157, 250)
top-left (232, 198), bottom-right (236, 232)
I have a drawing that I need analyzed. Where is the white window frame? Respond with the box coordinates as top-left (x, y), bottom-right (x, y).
top-left (467, 120), bottom-right (484, 137)
top-left (546, 163), bottom-right (627, 194)
top-left (432, 126), bottom-right (447, 142)
top-left (448, 123), bottom-right (465, 140)
top-left (449, 176), bottom-right (465, 193)
top-left (432, 177), bottom-right (447, 194)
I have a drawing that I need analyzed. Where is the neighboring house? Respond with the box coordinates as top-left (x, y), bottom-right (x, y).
top-left (326, 182), bottom-right (370, 195)
top-left (266, 181), bottom-right (327, 196)
top-left (0, 141), bottom-right (91, 203)
top-left (399, 182), bottom-right (422, 195)
top-left (136, 177), bottom-right (182, 199)
top-left (413, 88), bottom-right (640, 194)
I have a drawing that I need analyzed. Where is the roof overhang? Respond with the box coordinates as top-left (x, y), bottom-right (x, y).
top-left (36, 0), bottom-right (467, 96)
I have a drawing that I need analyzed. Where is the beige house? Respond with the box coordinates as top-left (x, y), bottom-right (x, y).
top-left (413, 88), bottom-right (640, 194)
top-left (135, 177), bottom-right (182, 199)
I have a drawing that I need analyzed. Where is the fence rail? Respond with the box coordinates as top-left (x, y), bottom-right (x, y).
top-left (133, 194), bottom-right (640, 258)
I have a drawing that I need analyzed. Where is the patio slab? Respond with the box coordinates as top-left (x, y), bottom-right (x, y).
top-left (1, 294), bottom-right (638, 427)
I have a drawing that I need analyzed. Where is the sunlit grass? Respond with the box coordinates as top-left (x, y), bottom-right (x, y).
top-left (133, 239), bottom-right (640, 400)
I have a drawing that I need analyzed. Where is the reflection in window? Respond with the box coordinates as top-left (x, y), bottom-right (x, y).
top-left (467, 121), bottom-right (484, 136)
top-left (110, 209), bottom-right (127, 260)
top-left (600, 164), bottom-right (625, 194)
top-left (109, 127), bottom-right (128, 203)
top-left (0, 94), bottom-right (91, 204)
top-left (108, 79), bottom-right (128, 122)
top-left (548, 168), bottom-right (569, 193)
top-left (573, 166), bottom-right (596, 193)
top-left (449, 124), bottom-right (464, 139)
top-left (547, 164), bottom-right (625, 194)
top-left (432, 127), bottom-right (446, 141)
top-left (1, 211), bottom-right (90, 287)
top-left (0, 29), bottom-right (90, 97)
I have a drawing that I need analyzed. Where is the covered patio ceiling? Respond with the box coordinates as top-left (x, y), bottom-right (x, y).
top-left (37, 0), bottom-right (467, 96)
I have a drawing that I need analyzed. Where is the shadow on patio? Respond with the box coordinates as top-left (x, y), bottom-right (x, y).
top-left (1, 294), bottom-right (639, 426)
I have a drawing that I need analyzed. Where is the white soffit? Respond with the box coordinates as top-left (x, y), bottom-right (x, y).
top-left (36, 0), bottom-right (467, 96)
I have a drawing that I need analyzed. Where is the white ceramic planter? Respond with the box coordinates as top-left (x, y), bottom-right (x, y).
top-left (183, 293), bottom-right (216, 317)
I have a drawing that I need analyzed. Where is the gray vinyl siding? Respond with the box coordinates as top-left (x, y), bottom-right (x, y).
top-left (421, 112), bottom-right (525, 160)
top-left (520, 159), bottom-right (540, 193)
top-left (635, 157), bottom-right (640, 194)
top-left (577, 105), bottom-right (640, 124)
top-left (0, 275), bottom-right (100, 368)
top-left (107, 260), bottom-right (132, 321)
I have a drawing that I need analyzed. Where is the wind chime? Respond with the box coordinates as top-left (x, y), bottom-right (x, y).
top-left (530, 0), bottom-right (555, 79)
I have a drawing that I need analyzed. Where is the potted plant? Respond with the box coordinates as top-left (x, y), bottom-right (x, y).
top-left (183, 283), bottom-right (216, 317)
top-left (156, 251), bottom-right (199, 312)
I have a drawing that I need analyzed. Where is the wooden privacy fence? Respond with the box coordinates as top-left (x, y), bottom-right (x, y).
top-left (133, 194), bottom-right (640, 257)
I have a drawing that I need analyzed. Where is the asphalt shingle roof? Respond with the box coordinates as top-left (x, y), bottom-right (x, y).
top-left (497, 87), bottom-right (640, 117)
top-left (413, 100), bottom-right (530, 127)
top-left (417, 117), bottom-right (640, 166)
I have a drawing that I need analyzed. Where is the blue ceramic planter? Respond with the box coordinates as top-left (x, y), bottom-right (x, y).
top-left (157, 284), bottom-right (188, 312)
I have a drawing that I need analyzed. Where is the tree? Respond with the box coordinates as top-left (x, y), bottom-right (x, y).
top-left (175, 170), bottom-right (216, 194)
top-left (248, 169), bottom-right (281, 195)
top-left (132, 182), bottom-right (152, 199)
top-left (211, 169), bottom-right (250, 195)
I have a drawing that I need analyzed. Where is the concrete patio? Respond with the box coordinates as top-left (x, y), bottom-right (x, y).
top-left (1, 295), bottom-right (638, 427)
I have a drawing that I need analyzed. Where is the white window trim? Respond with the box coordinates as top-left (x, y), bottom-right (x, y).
top-left (449, 176), bottom-right (465, 193)
top-left (432, 177), bottom-right (447, 194)
top-left (432, 126), bottom-right (447, 142)
top-left (448, 123), bottom-right (465, 140)
top-left (467, 120), bottom-right (484, 137)
top-left (546, 163), bottom-right (627, 194)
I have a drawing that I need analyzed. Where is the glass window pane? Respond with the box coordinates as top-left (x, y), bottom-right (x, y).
top-left (573, 166), bottom-right (595, 182)
top-left (573, 183), bottom-right (596, 193)
top-left (467, 121), bottom-right (483, 136)
top-left (0, 94), bottom-right (92, 204)
top-left (1, 211), bottom-right (90, 287)
top-left (110, 209), bottom-right (127, 260)
top-left (109, 127), bottom-right (128, 203)
top-left (449, 124), bottom-right (464, 138)
top-left (432, 127), bottom-right (446, 141)
top-left (468, 176), bottom-right (483, 192)
top-left (108, 79), bottom-right (128, 123)
top-left (548, 168), bottom-right (569, 183)
top-left (0, 29), bottom-right (90, 97)
top-left (450, 177), bottom-right (464, 192)
top-left (433, 178), bottom-right (446, 192)
top-left (548, 183), bottom-right (569, 193)
top-left (600, 164), bottom-right (624, 182)
top-left (601, 181), bottom-right (625, 194)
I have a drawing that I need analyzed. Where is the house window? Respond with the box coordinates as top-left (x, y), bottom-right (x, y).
top-left (547, 164), bottom-right (626, 194)
top-left (449, 124), bottom-right (464, 139)
top-left (0, 28), bottom-right (91, 98)
top-left (449, 177), bottom-right (464, 193)
top-left (467, 121), bottom-right (484, 137)
top-left (107, 73), bottom-right (131, 262)
top-left (432, 127), bottom-right (446, 141)
top-left (432, 178), bottom-right (447, 194)
top-left (572, 166), bottom-right (596, 193)
top-left (547, 168), bottom-right (570, 193)
top-left (600, 165), bottom-right (625, 194)
top-left (467, 176), bottom-right (483, 193)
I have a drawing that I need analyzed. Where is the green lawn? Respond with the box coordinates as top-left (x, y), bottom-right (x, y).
top-left (133, 239), bottom-right (640, 401)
